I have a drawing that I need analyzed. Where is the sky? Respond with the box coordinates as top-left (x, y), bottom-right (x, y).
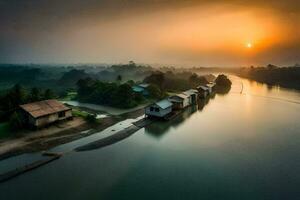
top-left (0, 0), bottom-right (300, 67)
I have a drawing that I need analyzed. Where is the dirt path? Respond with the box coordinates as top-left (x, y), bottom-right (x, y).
top-left (0, 107), bottom-right (145, 161)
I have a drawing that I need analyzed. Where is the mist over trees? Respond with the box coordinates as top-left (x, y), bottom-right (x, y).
top-left (238, 65), bottom-right (300, 90)
top-left (143, 71), bottom-right (209, 92)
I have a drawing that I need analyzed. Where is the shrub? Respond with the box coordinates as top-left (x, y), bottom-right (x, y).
top-left (85, 114), bottom-right (97, 123)
top-left (9, 112), bottom-right (24, 131)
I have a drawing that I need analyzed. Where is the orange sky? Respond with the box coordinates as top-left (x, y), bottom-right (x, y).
top-left (0, 0), bottom-right (300, 66)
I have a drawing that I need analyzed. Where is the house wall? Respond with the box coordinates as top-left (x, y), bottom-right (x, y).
top-left (207, 87), bottom-right (212, 94)
top-left (197, 90), bottom-right (208, 98)
top-left (190, 94), bottom-right (197, 104)
top-left (182, 98), bottom-right (190, 107)
top-left (170, 102), bottom-right (183, 110)
top-left (145, 106), bottom-right (172, 117)
top-left (32, 110), bottom-right (72, 128)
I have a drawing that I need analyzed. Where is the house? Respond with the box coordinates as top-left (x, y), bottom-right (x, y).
top-left (183, 89), bottom-right (198, 104)
top-left (20, 100), bottom-right (72, 128)
top-left (197, 85), bottom-right (210, 98)
top-left (145, 99), bottom-right (173, 118)
top-left (206, 82), bottom-right (216, 93)
top-left (132, 83), bottom-right (150, 96)
top-left (168, 93), bottom-right (190, 109)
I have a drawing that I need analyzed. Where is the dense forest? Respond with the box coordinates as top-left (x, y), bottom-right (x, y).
top-left (237, 64), bottom-right (300, 90)
top-left (143, 71), bottom-right (210, 92)
top-left (76, 78), bottom-right (150, 108)
top-left (0, 62), bottom-right (153, 93)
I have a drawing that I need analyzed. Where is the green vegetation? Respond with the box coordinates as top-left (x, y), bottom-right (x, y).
top-left (0, 122), bottom-right (10, 139)
top-left (76, 78), bottom-right (142, 108)
top-left (0, 84), bottom-right (57, 131)
top-left (85, 114), bottom-right (98, 124)
top-left (61, 91), bottom-right (77, 101)
top-left (72, 109), bottom-right (99, 124)
top-left (72, 109), bottom-right (89, 118)
top-left (147, 84), bottom-right (165, 99)
top-left (143, 71), bottom-right (209, 92)
top-left (9, 112), bottom-right (24, 131)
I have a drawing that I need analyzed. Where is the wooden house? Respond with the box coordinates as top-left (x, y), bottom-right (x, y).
top-left (168, 94), bottom-right (190, 110)
top-left (197, 86), bottom-right (210, 98)
top-left (145, 99), bottom-right (173, 118)
top-left (132, 83), bottom-right (150, 96)
top-left (183, 89), bottom-right (198, 104)
top-left (20, 100), bottom-right (72, 129)
top-left (206, 83), bottom-right (216, 93)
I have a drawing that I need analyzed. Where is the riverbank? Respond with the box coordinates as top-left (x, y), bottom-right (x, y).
top-left (236, 66), bottom-right (300, 91)
top-left (0, 107), bottom-right (145, 161)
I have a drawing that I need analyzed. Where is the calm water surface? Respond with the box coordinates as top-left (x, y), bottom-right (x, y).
top-left (0, 76), bottom-right (300, 200)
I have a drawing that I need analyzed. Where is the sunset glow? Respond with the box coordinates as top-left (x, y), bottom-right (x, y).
top-left (0, 1), bottom-right (300, 66)
top-left (246, 43), bottom-right (253, 48)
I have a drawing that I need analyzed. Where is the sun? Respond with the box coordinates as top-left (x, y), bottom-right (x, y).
top-left (246, 42), bottom-right (253, 48)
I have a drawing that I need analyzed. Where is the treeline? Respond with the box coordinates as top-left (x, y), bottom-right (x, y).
top-left (76, 78), bottom-right (145, 108)
top-left (0, 62), bottom-right (153, 94)
top-left (0, 66), bottom-right (42, 84)
top-left (143, 71), bottom-right (210, 92)
top-left (0, 84), bottom-right (56, 123)
top-left (238, 65), bottom-right (300, 90)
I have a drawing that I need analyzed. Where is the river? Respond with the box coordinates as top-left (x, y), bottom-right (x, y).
top-left (0, 75), bottom-right (300, 200)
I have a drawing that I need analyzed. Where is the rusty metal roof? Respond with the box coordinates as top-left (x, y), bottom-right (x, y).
top-left (20, 100), bottom-right (71, 118)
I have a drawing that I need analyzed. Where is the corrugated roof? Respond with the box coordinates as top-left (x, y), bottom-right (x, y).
top-left (20, 100), bottom-right (71, 118)
top-left (155, 99), bottom-right (173, 109)
top-left (169, 96), bottom-right (184, 103)
top-left (175, 93), bottom-right (189, 99)
top-left (132, 86), bottom-right (144, 92)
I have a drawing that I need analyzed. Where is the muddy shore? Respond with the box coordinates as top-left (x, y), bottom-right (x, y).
top-left (0, 107), bottom-right (145, 161)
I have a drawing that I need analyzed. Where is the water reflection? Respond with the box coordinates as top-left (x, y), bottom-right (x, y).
top-left (145, 106), bottom-right (198, 139)
top-left (145, 88), bottom-right (229, 139)
top-left (1, 76), bottom-right (300, 200)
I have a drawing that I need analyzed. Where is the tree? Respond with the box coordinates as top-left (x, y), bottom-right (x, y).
top-left (85, 114), bottom-right (97, 124)
top-left (76, 77), bottom-right (95, 97)
top-left (30, 87), bottom-right (41, 102)
top-left (117, 75), bottom-right (122, 82)
top-left (267, 64), bottom-right (278, 70)
top-left (5, 84), bottom-right (28, 113)
top-left (189, 73), bottom-right (209, 88)
top-left (147, 84), bottom-right (162, 99)
top-left (143, 72), bottom-right (165, 91)
top-left (215, 74), bottom-right (232, 87)
top-left (44, 89), bottom-right (56, 99)
top-left (114, 83), bottom-right (136, 107)
top-left (9, 84), bottom-right (27, 105)
top-left (129, 60), bottom-right (136, 67)
top-left (9, 112), bottom-right (24, 131)
top-left (126, 80), bottom-right (135, 86)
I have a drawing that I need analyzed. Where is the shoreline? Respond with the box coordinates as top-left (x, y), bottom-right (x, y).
top-left (0, 106), bottom-right (145, 161)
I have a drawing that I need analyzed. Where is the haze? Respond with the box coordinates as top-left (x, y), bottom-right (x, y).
top-left (1, 0), bottom-right (300, 66)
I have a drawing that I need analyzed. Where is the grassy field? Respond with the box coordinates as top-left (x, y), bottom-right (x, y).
top-left (0, 122), bottom-right (10, 139)
top-left (61, 91), bottom-right (77, 101)
top-left (72, 109), bottom-right (89, 118)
